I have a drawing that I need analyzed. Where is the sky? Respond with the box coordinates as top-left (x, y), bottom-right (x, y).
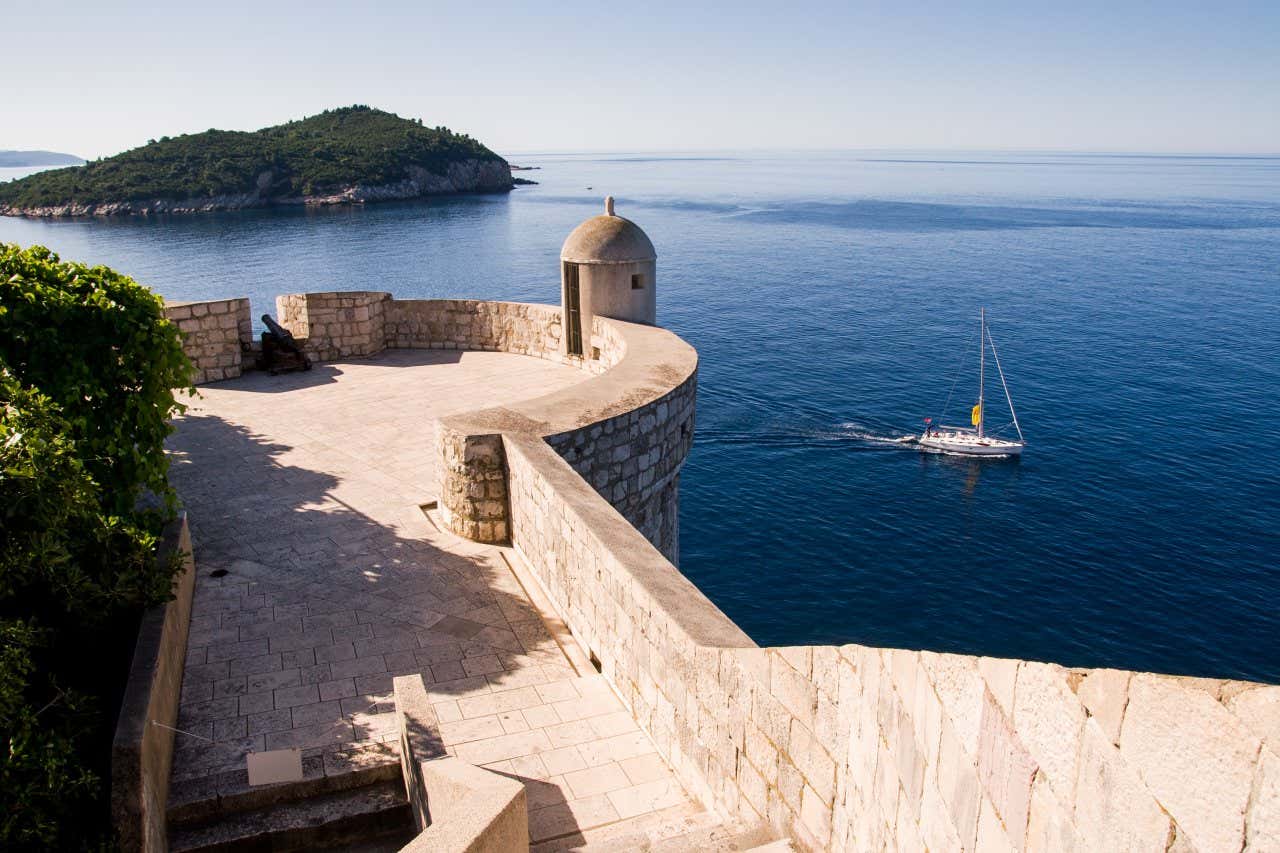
top-left (5, 1), bottom-right (1279, 158)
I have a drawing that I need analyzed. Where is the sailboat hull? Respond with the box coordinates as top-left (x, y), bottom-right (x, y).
top-left (919, 430), bottom-right (1024, 457)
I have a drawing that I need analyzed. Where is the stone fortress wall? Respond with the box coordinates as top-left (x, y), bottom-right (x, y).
top-left (166, 291), bottom-right (1279, 852)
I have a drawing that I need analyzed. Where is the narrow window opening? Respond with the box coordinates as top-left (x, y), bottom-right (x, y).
top-left (564, 262), bottom-right (583, 356)
top-left (589, 651), bottom-right (602, 673)
top-left (631, 273), bottom-right (645, 290)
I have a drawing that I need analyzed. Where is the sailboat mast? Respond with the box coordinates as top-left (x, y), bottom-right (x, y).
top-left (978, 308), bottom-right (985, 438)
top-left (986, 322), bottom-right (1025, 443)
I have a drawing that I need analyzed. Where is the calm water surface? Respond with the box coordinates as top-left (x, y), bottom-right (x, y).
top-left (4, 152), bottom-right (1278, 681)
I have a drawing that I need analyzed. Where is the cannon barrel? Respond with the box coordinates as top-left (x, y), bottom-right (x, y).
top-left (261, 314), bottom-right (296, 344)
top-left (257, 313), bottom-right (310, 373)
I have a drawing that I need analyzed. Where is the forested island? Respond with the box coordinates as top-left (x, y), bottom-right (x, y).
top-left (0, 107), bottom-right (519, 217)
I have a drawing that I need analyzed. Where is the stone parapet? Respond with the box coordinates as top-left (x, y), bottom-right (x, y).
top-left (276, 291), bottom-right (391, 361)
top-left (164, 298), bottom-right (252, 384)
top-left (501, 431), bottom-right (1280, 852)
top-left (433, 310), bottom-right (695, 555)
top-left (164, 290), bottom-right (686, 553)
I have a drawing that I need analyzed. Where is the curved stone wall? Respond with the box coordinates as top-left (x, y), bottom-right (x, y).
top-left (431, 310), bottom-right (695, 561)
top-left (166, 291), bottom-right (690, 556)
top-left (267, 292), bottom-right (694, 560)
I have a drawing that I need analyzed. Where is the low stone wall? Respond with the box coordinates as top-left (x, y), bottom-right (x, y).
top-left (111, 513), bottom-right (197, 853)
top-left (504, 434), bottom-right (1280, 852)
top-left (277, 291), bottom-right (390, 361)
top-left (395, 675), bottom-right (529, 852)
top-left (164, 298), bottom-right (252, 384)
top-left (386, 298), bottom-right (580, 367)
top-left (272, 294), bottom-right (622, 373)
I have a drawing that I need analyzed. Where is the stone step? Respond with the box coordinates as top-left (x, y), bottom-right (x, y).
top-left (530, 801), bottom-right (784, 853)
top-left (647, 818), bottom-right (785, 853)
top-left (168, 742), bottom-right (402, 826)
top-left (168, 779), bottom-right (413, 853)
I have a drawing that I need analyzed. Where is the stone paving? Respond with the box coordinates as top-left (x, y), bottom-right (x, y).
top-left (166, 350), bottom-right (701, 848)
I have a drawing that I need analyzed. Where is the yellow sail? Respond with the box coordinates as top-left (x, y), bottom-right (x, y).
top-left (971, 403), bottom-right (982, 426)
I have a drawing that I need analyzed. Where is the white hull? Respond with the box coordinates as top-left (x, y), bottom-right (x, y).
top-left (919, 430), bottom-right (1024, 457)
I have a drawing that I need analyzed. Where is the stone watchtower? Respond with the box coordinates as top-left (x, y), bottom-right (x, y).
top-left (560, 196), bottom-right (656, 357)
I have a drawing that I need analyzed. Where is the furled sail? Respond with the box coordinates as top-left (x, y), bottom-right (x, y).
top-left (971, 403), bottom-right (982, 426)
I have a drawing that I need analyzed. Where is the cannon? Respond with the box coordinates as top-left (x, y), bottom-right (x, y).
top-left (256, 314), bottom-right (311, 375)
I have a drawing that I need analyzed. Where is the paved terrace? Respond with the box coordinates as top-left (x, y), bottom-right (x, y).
top-left (166, 350), bottom-right (717, 849)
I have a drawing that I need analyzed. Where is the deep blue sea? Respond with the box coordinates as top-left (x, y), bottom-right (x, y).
top-left (4, 152), bottom-right (1278, 682)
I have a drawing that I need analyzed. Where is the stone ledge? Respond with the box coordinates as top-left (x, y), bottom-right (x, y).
top-left (395, 674), bottom-right (529, 852)
top-left (111, 512), bottom-right (197, 853)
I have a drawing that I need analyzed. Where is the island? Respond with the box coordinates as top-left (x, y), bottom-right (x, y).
top-left (0, 150), bottom-right (85, 168)
top-left (0, 106), bottom-right (518, 217)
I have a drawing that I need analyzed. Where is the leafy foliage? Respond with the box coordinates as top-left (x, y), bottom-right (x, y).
top-left (0, 243), bottom-right (193, 513)
top-left (0, 106), bottom-right (509, 208)
top-left (0, 247), bottom-right (191, 848)
top-left (0, 620), bottom-right (98, 849)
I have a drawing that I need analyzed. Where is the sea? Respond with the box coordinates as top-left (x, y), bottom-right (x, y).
top-left (3, 152), bottom-right (1278, 682)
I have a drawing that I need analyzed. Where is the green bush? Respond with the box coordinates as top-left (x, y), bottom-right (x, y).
top-left (0, 243), bottom-right (192, 514)
top-left (0, 246), bottom-right (191, 849)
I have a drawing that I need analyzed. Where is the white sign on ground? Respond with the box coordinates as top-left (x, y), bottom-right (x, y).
top-left (246, 748), bottom-right (304, 786)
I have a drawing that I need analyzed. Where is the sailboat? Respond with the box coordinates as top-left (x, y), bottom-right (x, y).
top-left (918, 308), bottom-right (1026, 457)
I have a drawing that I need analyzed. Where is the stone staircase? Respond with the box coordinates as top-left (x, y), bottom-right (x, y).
top-left (529, 799), bottom-right (792, 852)
top-left (167, 749), bottom-right (414, 852)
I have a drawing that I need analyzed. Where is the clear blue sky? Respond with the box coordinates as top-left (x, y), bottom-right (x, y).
top-left (7, 1), bottom-right (1278, 158)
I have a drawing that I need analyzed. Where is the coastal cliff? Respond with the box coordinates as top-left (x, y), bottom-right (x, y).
top-left (0, 107), bottom-right (516, 217)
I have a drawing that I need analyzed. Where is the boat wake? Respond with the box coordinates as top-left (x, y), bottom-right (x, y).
top-left (697, 421), bottom-right (920, 452)
top-left (838, 422), bottom-right (920, 445)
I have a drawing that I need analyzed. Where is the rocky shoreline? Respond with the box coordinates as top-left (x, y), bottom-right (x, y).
top-left (0, 158), bottom-right (516, 218)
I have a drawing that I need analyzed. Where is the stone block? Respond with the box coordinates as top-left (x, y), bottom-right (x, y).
top-left (936, 716), bottom-right (980, 851)
top-left (922, 653), bottom-right (985, 757)
top-left (1073, 721), bottom-right (1169, 852)
top-left (976, 690), bottom-right (1036, 844)
top-left (738, 753), bottom-right (769, 815)
top-left (975, 796), bottom-right (1018, 853)
top-left (1223, 684), bottom-right (1280, 746)
top-left (979, 656), bottom-right (1019, 715)
top-left (1119, 673), bottom-right (1259, 852)
top-left (770, 657), bottom-right (818, 730)
top-left (1075, 668), bottom-right (1130, 745)
top-left (1012, 661), bottom-right (1085, 810)
top-left (1249, 746), bottom-right (1280, 851)
top-left (919, 771), bottom-right (964, 853)
top-left (800, 782), bottom-right (832, 848)
top-left (1025, 771), bottom-right (1086, 853)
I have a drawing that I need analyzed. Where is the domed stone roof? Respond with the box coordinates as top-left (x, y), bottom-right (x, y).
top-left (561, 197), bottom-right (656, 264)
